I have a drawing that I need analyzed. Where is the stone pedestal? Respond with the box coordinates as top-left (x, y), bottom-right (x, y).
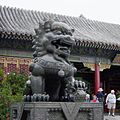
top-left (10, 102), bottom-right (103, 120)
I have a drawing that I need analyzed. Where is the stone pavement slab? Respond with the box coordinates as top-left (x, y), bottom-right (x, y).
top-left (104, 115), bottom-right (120, 120)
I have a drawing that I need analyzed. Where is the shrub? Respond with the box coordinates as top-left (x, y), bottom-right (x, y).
top-left (0, 72), bottom-right (28, 120)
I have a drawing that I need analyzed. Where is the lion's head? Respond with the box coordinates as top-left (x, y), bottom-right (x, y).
top-left (32, 20), bottom-right (75, 59)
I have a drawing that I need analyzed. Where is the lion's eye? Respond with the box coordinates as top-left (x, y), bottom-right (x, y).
top-left (56, 31), bottom-right (62, 35)
top-left (53, 30), bottom-right (62, 35)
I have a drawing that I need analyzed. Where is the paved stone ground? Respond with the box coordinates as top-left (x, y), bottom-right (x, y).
top-left (104, 115), bottom-right (120, 120)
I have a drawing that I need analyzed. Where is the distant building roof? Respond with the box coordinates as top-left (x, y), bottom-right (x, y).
top-left (0, 6), bottom-right (120, 50)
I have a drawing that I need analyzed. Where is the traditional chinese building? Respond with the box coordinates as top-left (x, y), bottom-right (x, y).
top-left (0, 6), bottom-right (120, 93)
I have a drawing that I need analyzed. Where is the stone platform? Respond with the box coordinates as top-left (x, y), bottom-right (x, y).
top-left (10, 102), bottom-right (103, 120)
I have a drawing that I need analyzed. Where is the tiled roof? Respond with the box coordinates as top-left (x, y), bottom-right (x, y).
top-left (1, 6), bottom-right (120, 50)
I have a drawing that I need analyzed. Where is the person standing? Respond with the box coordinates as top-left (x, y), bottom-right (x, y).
top-left (96, 88), bottom-right (104, 102)
top-left (106, 90), bottom-right (116, 116)
top-left (90, 95), bottom-right (99, 103)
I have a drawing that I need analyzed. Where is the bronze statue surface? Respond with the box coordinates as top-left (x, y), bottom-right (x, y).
top-left (24, 20), bottom-right (86, 102)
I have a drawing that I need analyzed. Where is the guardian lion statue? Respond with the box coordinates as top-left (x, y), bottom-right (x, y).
top-left (23, 20), bottom-right (86, 102)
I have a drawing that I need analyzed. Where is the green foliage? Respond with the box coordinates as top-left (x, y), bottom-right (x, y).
top-left (116, 90), bottom-right (120, 109)
top-left (0, 68), bottom-right (4, 82)
top-left (0, 71), bottom-right (28, 120)
top-left (116, 90), bottom-right (120, 98)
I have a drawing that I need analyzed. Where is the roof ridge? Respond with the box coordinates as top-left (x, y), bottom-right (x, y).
top-left (84, 17), bottom-right (120, 26)
top-left (1, 5), bottom-right (120, 26)
top-left (0, 5), bottom-right (80, 20)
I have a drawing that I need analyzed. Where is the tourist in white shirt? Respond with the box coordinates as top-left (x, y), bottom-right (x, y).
top-left (106, 90), bottom-right (116, 116)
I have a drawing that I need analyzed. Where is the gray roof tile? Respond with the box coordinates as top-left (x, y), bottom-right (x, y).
top-left (1, 6), bottom-right (120, 50)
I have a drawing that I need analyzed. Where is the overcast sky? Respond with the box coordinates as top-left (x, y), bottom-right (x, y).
top-left (1, 0), bottom-right (120, 24)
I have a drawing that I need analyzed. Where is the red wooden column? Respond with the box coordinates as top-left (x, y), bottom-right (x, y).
top-left (94, 63), bottom-right (100, 94)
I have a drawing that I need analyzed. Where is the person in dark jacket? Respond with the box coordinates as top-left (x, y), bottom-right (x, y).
top-left (96, 88), bottom-right (104, 102)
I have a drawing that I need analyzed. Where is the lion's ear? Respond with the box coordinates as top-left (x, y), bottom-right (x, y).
top-left (71, 29), bottom-right (75, 33)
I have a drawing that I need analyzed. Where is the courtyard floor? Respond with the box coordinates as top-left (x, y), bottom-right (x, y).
top-left (104, 114), bottom-right (120, 120)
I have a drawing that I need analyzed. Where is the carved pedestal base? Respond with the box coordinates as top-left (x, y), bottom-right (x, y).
top-left (10, 102), bottom-right (103, 120)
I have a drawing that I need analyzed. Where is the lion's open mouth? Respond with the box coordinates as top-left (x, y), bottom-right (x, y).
top-left (51, 35), bottom-right (75, 48)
